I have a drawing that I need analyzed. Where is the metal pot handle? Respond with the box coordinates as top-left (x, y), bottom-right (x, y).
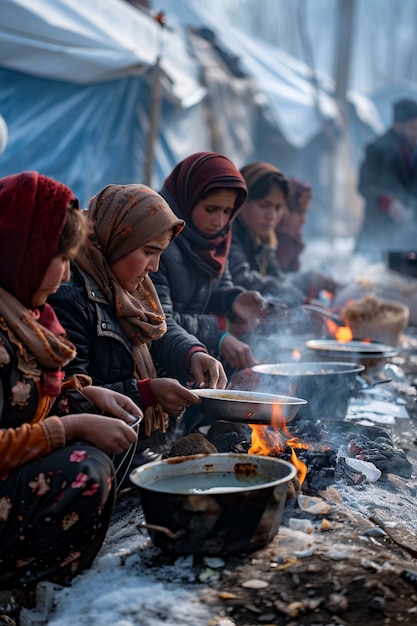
top-left (137, 522), bottom-right (185, 540)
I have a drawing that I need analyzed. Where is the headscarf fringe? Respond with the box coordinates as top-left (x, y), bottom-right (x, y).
top-left (144, 404), bottom-right (169, 437)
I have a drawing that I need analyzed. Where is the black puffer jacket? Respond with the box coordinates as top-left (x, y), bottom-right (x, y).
top-left (49, 265), bottom-right (207, 393)
top-left (151, 240), bottom-right (244, 356)
top-left (228, 217), bottom-right (304, 307)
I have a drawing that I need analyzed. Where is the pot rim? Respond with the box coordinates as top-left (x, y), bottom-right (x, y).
top-left (194, 388), bottom-right (307, 405)
top-left (129, 452), bottom-right (297, 494)
top-left (252, 361), bottom-right (365, 376)
top-left (305, 339), bottom-right (398, 356)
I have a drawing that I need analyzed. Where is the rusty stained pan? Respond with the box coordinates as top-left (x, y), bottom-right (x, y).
top-left (194, 388), bottom-right (307, 424)
top-left (130, 453), bottom-right (296, 556)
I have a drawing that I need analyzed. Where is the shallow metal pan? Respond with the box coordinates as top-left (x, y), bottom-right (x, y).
top-left (194, 388), bottom-right (307, 424)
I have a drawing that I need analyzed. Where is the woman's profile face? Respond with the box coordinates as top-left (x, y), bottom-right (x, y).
top-left (32, 253), bottom-right (72, 307)
top-left (110, 230), bottom-right (172, 291)
top-left (278, 208), bottom-right (308, 237)
top-left (240, 184), bottom-right (287, 237)
top-left (191, 189), bottom-right (237, 235)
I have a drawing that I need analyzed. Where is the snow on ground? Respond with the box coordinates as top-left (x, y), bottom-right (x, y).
top-left (45, 508), bottom-right (220, 626)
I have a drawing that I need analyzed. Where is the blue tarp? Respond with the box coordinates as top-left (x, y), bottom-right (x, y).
top-left (0, 0), bottom-right (383, 220)
top-left (0, 0), bottom-right (208, 205)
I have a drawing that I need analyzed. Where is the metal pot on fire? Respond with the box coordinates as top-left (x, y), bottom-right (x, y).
top-left (250, 361), bottom-right (365, 421)
top-left (130, 453), bottom-right (296, 556)
top-left (305, 339), bottom-right (398, 374)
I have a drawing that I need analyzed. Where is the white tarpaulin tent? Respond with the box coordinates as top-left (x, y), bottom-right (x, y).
top-left (155, 0), bottom-right (382, 237)
top-left (0, 0), bottom-right (382, 237)
top-left (0, 0), bottom-right (209, 205)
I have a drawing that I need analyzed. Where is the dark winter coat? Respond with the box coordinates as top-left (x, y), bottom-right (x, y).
top-left (275, 231), bottom-right (305, 273)
top-left (49, 264), bottom-right (207, 392)
top-left (151, 241), bottom-right (244, 357)
top-left (356, 127), bottom-right (417, 257)
top-left (228, 217), bottom-right (305, 307)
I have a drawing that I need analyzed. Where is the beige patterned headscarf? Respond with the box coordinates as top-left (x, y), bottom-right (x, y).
top-left (75, 184), bottom-right (184, 433)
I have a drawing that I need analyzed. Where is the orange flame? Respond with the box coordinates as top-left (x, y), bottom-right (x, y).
top-left (325, 319), bottom-right (353, 342)
top-left (249, 403), bottom-right (308, 485)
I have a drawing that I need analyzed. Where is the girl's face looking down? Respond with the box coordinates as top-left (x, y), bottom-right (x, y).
top-left (279, 207), bottom-right (308, 238)
top-left (32, 253), bottom-right (73, 307)
top-left (110, 230), bottom-right (172, 291)
top-left (191, 189), bottom-right (238, 235)
top-left (239, 184), bottom-right (287, 238)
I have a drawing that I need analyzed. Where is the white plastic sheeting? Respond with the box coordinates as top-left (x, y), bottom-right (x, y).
top-left (0, 115), bottom-right (7, 154)
top-left (0, 0), bottom-right (383, 219)
top-left (0, 0), bottom-right (209, 205)
top-left (0, 0), bottom-right (204, 104)
top-left (156, 0), bottom-right (382, 149)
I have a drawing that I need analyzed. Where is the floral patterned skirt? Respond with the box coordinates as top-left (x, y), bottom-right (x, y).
top-left (0, 443), bottom-right (115, 587)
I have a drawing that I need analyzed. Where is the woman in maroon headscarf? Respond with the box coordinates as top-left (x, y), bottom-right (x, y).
top-left (275, 177), bottom-right (339, 297)
top-left (153, 152), bottom-right (269, 375)
top-left (275, 177), bottom-right (312, 273)
top-left (0, 172), bottom-right (141, 598)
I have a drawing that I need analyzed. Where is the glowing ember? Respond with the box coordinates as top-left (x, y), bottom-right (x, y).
top-left (248, 403), bottom-right (308, 485)
top-left (325, 319), bottom-right (353, 342)
top-left (335, 325), bottom-right (353, 342)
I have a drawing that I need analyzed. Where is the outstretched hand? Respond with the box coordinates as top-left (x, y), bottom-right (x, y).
top-left (81, 386), bottom-right (143, 425)
top-left (219, 334), bottom-right (259, 371)
top-left (190, 352), bottom-right (228, 389)
top-left (232, 291), bottom-right (269, 324)
top-left (61, 413), bottom-right (138, 455)
top-left (150, 378), bottom-right (201, 417)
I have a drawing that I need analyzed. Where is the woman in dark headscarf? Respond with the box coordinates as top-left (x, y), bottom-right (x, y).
top-left (0, 172), bottom-right (140, 596)
top-left (153, 152), bottom-right (269, 374)
top-left (50, 183), bottom-right (226, 453)
top-left (233, 163), bottom-right (339, 304)
top-left (228, 162), bottom-right (305, 308)
top-left (275, 176), bottom-right (339, 297)
top-left (275, 177), bottom-right (312, 272)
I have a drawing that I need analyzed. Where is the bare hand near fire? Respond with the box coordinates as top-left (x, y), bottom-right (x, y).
top-left (60, 413), bottom-right (138, 455)
top-left (81, 386), bottom-right (143, 424)
top-left (219, 334), bottom-right (259, 370)
top-left (150, 378), bottom-right (201, 417)
top-left (232, 291), bottom-right (269, 324)
top-left (304, 270), bottom-right (341, 297)
top-left (190, 352), bottom-right (228, 389)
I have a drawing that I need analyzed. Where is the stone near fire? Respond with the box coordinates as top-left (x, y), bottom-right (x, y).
top-left (241, 579), bottom-right (269, 589)
top-left (163, 433), bottom-right (218, 458)
top-left (297, 495), bottom-right (331, 515)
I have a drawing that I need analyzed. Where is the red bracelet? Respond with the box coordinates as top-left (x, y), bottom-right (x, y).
top-left (215, 314), bottom-right (230, 331)
top-left (137, 378), bottom-right (156, 408)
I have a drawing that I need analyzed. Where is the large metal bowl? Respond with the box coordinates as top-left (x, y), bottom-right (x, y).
top-left (130, 453), bottom-right (296, 555)
top-left (193, 388), bottom-right (307, 424)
